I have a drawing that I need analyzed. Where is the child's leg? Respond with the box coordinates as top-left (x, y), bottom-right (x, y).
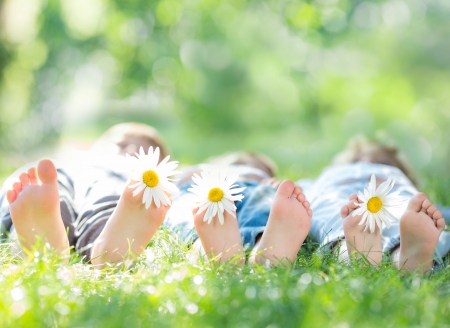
top-left (394, 193), bottom-right (445, 273)
top-left (6, 159), bottom-right (70, 257)
top-left (193, 205), bottom-right (245, 265)
top-left (341, 193), bottom-right (382, 265)
top-left (90, 180), bottom-right (170, 267)
top-left (248, 180), bottom-right (312, 266)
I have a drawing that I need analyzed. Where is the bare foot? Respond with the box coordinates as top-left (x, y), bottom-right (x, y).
top-left (249, 180), bottom-right (312, 266)
top-left (6, 160), bottom-right (69, 257)
top-left (341, 193), bottom-right (382, 265)
top-left (91, 180), bottom-right (169, 267)
top-left (193, 203), bottom-right (244, 265)
top-left (397, 193), bottom-right (445, 273)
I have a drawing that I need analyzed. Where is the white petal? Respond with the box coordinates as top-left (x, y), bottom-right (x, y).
top-left (143, 187), bottom-right (151, 204)
top-left (212, 202), bottom-right (218, 218)
top-left (161, 189), bottom-right (172, 205)
top-left (205, 204), bottom-right (214, 223)
top-left (358, 192), bottom-right (368, 202)
top-left (383, 208), bottom-right (398, 223)
top-left (358, 211), bottom-right (369, 226)
top-left (154, 187), bottom-right (168, 206)
top-left (153, 147), bottom-right (160, 166)
top-left (369, 174), bottom-right (376, 194)
top-left (379, 209), bottom-right (392, 229)
top-left (229, 187), bottom-right (246, 195)
top-left (218, 209), bottom-right (224, 225)
top-left (159, 180), bottom-right (179, 194)
top-left (369, 213), bottom-right (375, 233)
top-left (217, 201), bottom-right (224, 212)
top-left (132, 183), bottom-right (147, 197)
top-left (139, 146), bottom-right (146, 158)
top-left (222, 198), bottom-right (235, 211)
top-left (196, 202), bottom-right (211, 215)
top-left (229, 194), bottom-right (244, 202)
top-left (374, 214), bottom-right (382, 231)
top-left (150, 188), bottom-right (160, 208)
top-left (158, 155), bottom-right (170, 166)
top-left (377, 178), bottom-right (394, 196)
top-left (129, 181), bottom-right (141, 189)
top-left (224, 206), bottom-right (236, 217)
top-left (352, 207), bottom-right (366, 217)
top-left (375, 179), bottom-right (391, 196)
top-left (363, 220), bottom-right (369, 232)
top-left (145, 195), bottom-right (152, 209)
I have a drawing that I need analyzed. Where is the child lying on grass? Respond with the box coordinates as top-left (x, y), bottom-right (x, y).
top-left (0, 128), bottom-right (448, 273)
top-left (165, 151), bottom-right (312, 266)
top-left (169, 138), bottom-right (449, 273)
top-left (0, 122), bottom-right (172, 267)
top-left (0, 124), bottom-right (312, 268)
top-left (302, 136), bottom-right (449, 273)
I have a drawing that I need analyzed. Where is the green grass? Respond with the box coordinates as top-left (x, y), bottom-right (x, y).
top-left (1, 226), bottom-right (450, 327)
top-left (0, 164), bottom-right (449, 327)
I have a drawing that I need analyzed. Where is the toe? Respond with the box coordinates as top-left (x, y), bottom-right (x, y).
top-left (292, 186), bottom-right (302, 198)
top-left (436, 217), bottom-right (446, 232)
top-left (302, 200), bottom-right (310, 210)
top-left (13, 182), bottom-right (23, 193)
top-left (277, 180), bottom-right (295, 198)
top-left (349, 193), bottom-right (358, 201)
top-left (37, 159), bottom-right (58, 184)
top-left (348, 200), bottom-right (360, 211)
top-left (6, 190), bottom-right (17, 204)
top-left (341, 205), bottom-right (349, 218)
top-left (426, 204), bottom-right (438, 217)
top-left (422, 199), bottom-right (432, 212)
top-left (307, 209), bottom-right (313, 217)
top-left (297, 193), bottom-right (306, 203)
top-left (28, 167), bottom-right (39, 185)
top-left (433, 209), bottom-right (442, 221)
top-left (407, 192), bottom-right (428, 213)
top-left (19, 173), bottom-right (30, 186)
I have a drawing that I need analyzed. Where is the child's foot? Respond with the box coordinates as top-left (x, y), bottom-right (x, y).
top-left (341, 193), bottom-right (382, 265)
top-left (6, 160), bottom-right (69, 257)
top-left (249, 180), bottom-right (312, 266)
top-left (397, 193), bottom-right (445, 273)
top-left (193, 204), bottom-right (244, 265)
top-left (91, 180), bottom-right (170, 267)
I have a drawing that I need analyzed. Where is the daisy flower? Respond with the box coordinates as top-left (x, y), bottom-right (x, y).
top-left (352, 174), bottom-right (407, 233)
top-left (188, 169), bottom-right (246, 225)
top-left (127, 146), bottom-right (180, 209)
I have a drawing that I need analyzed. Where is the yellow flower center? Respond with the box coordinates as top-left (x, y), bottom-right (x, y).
top-left (208, 187), bottom-right (224, 202)
top-left (142, 170), bottom-right (159, 188)
top-left (367, 197), bottom-right (382, 213)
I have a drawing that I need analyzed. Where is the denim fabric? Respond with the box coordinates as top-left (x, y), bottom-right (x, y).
top-left (303, 162), bottom-right (416, 252)
top-left (2, 158), bottom-right (449, 260)
top-left (300, 162), bottom-right (450, 260)
top-left (164, 180), bottom-right (276, 248)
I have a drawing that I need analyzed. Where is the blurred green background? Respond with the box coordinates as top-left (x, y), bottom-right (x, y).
top-left (0, 0), bottom-right (449, 182)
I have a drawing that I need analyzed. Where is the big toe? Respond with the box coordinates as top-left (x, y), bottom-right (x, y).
top-left (37, 159), bottom-right (58, 184)
top-left (407, 192), bottom-right (428, 213)
top-left (277, 180), bottom-right (295, 198)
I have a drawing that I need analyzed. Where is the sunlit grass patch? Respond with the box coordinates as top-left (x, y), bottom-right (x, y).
top-left (0, 229), bottom-right (449, 327)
